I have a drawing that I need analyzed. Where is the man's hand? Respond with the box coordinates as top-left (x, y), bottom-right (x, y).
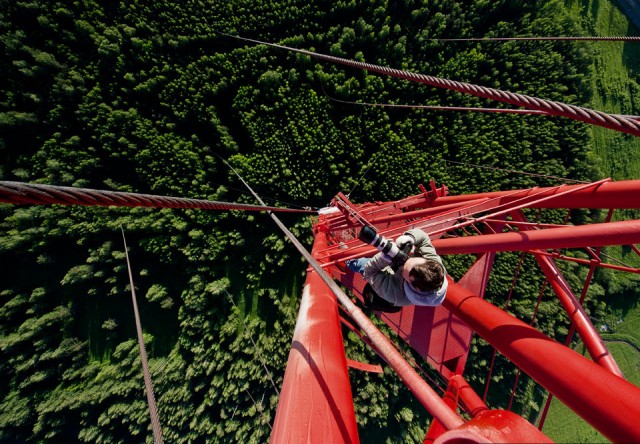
top-left (395, 234), bottom-right (415, 252)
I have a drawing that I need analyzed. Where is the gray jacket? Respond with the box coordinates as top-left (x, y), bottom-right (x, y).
top-left (363, 228), bottom-right (447, 307)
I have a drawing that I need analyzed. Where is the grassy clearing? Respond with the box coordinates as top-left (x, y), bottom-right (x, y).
top-left (541, 341), bottom-right (640, 442)
top-left (564, 0), bottom-right (640, 180)
top-left (540, 2), bottom-right (640, 442)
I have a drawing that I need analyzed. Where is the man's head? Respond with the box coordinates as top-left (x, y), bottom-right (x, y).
top-left (402, 257), bottom-right (445, 292)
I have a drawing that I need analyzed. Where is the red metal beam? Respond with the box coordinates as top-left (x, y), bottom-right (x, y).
top-left (431, 179), bottom-right (640, 209)
top-left (426, 179), bottom-right (611, 237)
top-left (510, 210), bottom-right (624, 377)
top-left (346, 358), bottom-right (384, 374)
top-left (434, 410), bottom-right (553, 444)
top-left (534, 252), bottom-right (622, 375)
top-left (424, 379), bottom-right (460, 443)
top-left (449, 375), bottom-right (488, 418)
top-left (531, 250), bottom-right (640, 273)
top-left (320, 180), bottom-right (640, 241)
top-left (273, 227), bottom-right (466, 442)
top-left (334, 291), bottom-right (466, 431)
top-left (321, 218), bottom-right (640, 274)
top-left (442, 282), bottom-right (640, 443)
top-left (432, 219), bottom-right (640, 254)
top-left (367, 200), bottom-right (486, 225)
top-left (270, 235), bottom-right (359, 444)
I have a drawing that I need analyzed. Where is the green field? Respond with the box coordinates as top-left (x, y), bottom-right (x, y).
top-left (542, 297), bottom-right (640, 441)
top-left (542, 340), bottom-right (640, 442)
top-left (564, 0), bottom-right (640, 179)
top-left (542, 1), bottom-right (640, 441)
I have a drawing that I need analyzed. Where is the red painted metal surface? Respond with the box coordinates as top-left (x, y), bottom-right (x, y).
top-left (336, 264), bottom-right (472, 373)
top-left (272, 222), bottom-right (467, 443)
top-left (425, 375), bottom-right (547, 444)
top-left (447, 253), bottom-right (495, 376)
top-left (431, 179), bottom-right (640, 209)
top-left (443, 282), bottom-right (640, 443)
top-left (532, 249), bottom-right (622, 376)
top-left (270, 236), bottom-right (359, 444)
top-left (424, 378), bottom-right (460, 443)
top-left (313, 239), bottom-right (466, 431)
top-left (432, 219), bottom-right (640, 255)
top-left (448, 375), bottom-right (488, 418)
top-left (511, 209), bottom-right (623, 376)
top-left (345, 358), bottom-right (383, 374)
top-left (276, 179), bottom-right (640, 442)
top-left (434, 410), bottom-right (553, 444)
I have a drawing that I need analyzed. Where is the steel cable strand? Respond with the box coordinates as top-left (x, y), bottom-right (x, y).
top-left (436, 36), bottom-right (640, 42)
top-left (330, 59), bottom-right (637, 134)
top-left (121, 227), bottom-right (164, 444)
top-left (224, 34), bottom-right (640, 137)
top-left (0, 181), bottom-right (315, 213)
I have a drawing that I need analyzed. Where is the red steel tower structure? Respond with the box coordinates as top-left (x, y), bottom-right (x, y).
top-left (4, 34), bottom-right (640, 444)
top-left (271, 179), bottom-right (640, 443)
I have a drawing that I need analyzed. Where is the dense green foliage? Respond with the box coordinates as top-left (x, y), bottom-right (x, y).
top-left (1, 0), bottom-right (637, 442)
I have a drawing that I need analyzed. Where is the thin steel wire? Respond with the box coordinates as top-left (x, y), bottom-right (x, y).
top-left (442, 159), bottom-right (591, 184)
top-left (435, 36), bottom-right (640, 42)
top-left (121, 227), bottom-right (164, 444)
top-left (326, 94), bottom-right (549, 115)
top-left (224, 289), bottom-right (281, 397)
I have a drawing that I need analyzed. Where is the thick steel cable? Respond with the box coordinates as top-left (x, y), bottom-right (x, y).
top-left (221, 33), bottom-right (640, 137)
top-left (325, 86), bottom-right (639, 121)
top-left (121, 227), bottom-right (164, 444)
top-left (0, 181), bottom-right (314, 213)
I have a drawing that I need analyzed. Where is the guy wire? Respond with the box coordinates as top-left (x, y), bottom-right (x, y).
top-left (442, 159), bottom-right (590, 184)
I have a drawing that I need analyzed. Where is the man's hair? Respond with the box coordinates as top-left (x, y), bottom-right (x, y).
top-left (409, 259), bottom-right (445, 292)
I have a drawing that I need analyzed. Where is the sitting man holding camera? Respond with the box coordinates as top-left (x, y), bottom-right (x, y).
top-left (347, 227), bottom-right (447, 308)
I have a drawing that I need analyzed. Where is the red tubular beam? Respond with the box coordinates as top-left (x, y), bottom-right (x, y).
top-left (337, 295), bottom-right (465, 431)
top-left (535, 251), bottom-right (640, 273)
top-left (368, 200), bottom-right (486, 225)
top-left (449, 375), bottom-right (488, 418)
top-left (317, 217), bottom-right (640, 270)
top-left (508, 210), bottom-right (624, 376)
top-left (533, 253), bottom-right (623, 376)
top-left (424, 379), bottom-right (460, 443)
top-left (432, 180), bottom-right (640, 209)
top-left (432, 219), bottom-right (640, 255)
top-left (443, 283), bottom-right (640, 443)
top-left (271, 236), bottom-right (359, 443)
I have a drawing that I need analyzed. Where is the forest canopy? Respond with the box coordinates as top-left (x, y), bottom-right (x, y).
top-left (1, 0), bottom-right (637, 442)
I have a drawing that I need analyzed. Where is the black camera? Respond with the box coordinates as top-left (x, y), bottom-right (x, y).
top-left (358, 226), bottom-right (410, 270)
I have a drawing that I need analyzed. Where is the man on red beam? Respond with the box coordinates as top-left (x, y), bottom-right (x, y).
top-left (347, 227), bottom-right (448, 311)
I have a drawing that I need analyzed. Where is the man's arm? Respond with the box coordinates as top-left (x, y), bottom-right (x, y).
top-left (363, 253), bottom-right (412, 306)
top-left (405, 229), bottom-right (439, 260)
